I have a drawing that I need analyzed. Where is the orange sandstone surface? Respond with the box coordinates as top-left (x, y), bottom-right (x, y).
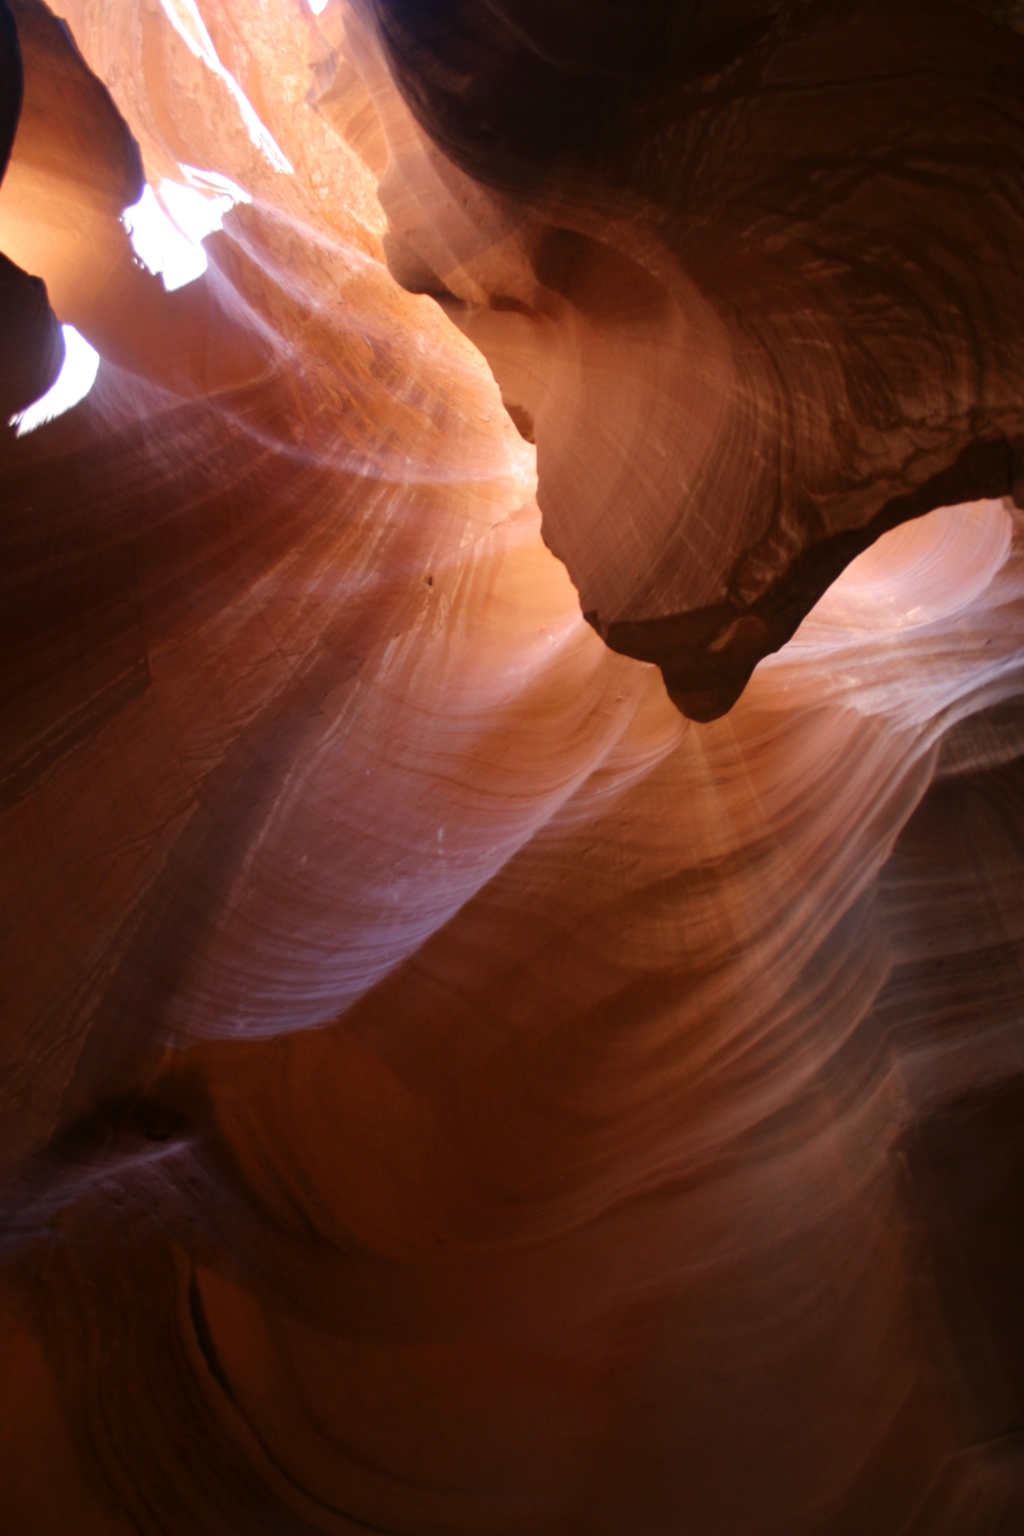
top-left (3, 3), bottom-right (1024, 1532)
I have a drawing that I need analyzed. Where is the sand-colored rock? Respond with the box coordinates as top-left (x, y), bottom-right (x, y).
top-left (3, 2), bottom-right (1024, 1532)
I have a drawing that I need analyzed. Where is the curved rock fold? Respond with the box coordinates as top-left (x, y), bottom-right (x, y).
top-left (3, 3), bottom-right (1024, 1534)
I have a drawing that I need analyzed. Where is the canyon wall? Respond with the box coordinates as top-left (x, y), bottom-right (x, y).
top-left (3, 2), bottom-right (1024, 1532)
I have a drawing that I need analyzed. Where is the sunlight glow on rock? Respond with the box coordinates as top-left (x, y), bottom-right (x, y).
top-left (158, 0), bottom-right (293, 173)
top-left (5, 0), bottom-right (1024, 1529)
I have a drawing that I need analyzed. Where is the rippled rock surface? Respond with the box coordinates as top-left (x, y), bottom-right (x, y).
top-left (3, 2), bottom-right (1024, 1532)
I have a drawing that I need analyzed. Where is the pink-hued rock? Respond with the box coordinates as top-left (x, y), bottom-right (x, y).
top-left (3, 3), bottom-right (1024, 1533)
top-left (363, 0), bottom-right (1024, 717)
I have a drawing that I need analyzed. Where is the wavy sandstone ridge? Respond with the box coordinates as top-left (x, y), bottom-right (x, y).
top-left (363, 0), bottom-right (1024, 718)
top-left (2, 2), bottom-right (1024, 1533)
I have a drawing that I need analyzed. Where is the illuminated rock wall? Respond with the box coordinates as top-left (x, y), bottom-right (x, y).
top-left (2, 2), bottom-right (1024, 1532)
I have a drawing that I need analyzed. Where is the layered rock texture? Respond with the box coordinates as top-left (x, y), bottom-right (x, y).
top-left (3, 1), bottom-right (1024, 1532)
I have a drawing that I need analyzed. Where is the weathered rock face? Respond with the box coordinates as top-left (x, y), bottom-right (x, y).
top-left (363, 0), bottom-right (1024, 717)
top-left (3, 2), bottom-right (1024, 1533)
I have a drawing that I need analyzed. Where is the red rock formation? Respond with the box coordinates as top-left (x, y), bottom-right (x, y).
top-left (362, 0), bottom-right (1024, 717)
top-left (2, 2), bottom-right (1024, 1533)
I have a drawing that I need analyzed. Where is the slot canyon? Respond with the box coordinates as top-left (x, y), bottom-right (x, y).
top-left (5, 0), bottom-right (1024, 1529)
